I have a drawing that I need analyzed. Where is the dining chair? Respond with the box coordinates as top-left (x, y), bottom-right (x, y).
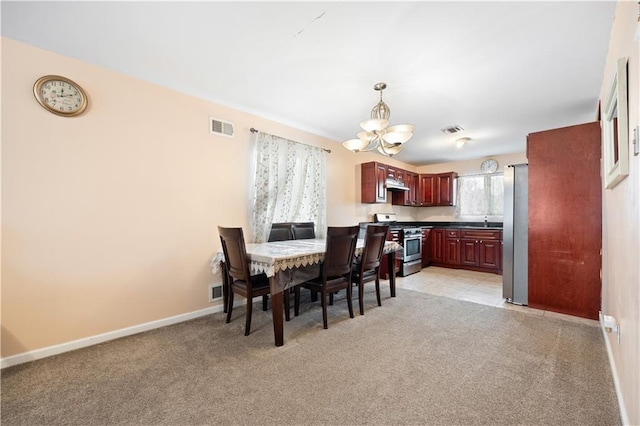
top-left (268, 223), bottom-right (294, 242)
top-left (218, 226), bottom-right (271, 336)
top-left (294, 225), bottom-right (359, 329)
top-left (291, 222), bottom-right (316, 239)
top-left (351, 224), bottom-right (389, 315)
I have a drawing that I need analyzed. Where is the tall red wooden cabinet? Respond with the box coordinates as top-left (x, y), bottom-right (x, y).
top-left (527, 122), bottom-right (602, 319)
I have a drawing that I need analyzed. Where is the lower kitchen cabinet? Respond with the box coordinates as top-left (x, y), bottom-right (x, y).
top-left (430, 228), bottom-right (502, 274)
top-left (421, 228), bottom-right (432, 267)
top-left (430, 229), bottom-right (446, 264)
top-left (444, 230), bottom-right (461, 266)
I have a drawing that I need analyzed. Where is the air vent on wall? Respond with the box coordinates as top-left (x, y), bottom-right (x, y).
top-left (209, 283), bottom-right (223, 302)
top-left (210, 117), bottom-right (234, 137)
top-left (440, 125), bottom-right (464, 134)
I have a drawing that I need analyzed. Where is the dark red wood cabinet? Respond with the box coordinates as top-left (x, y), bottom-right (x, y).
top-left (421, 228), bottom-right (432, 267)
top-left (444, 229), bottom-right (461, 266)
top-left (437, 173), bottom-right (457, 206)
top-left (361, 162), bottom-right (456, 207)
top-left (527, 121), bottom-right (602, 320)
top-left (418, 174), bottom-right (436, 206)
top-left (430, 228), bottom-right (502, 274)
top-left (418, 172), bottom-right (457, 206)
top-left (361, 162), bottom-right (388, 203)
top-left (393, 171), bottom-right (419, 206)
top-left (430, 229), bottom-right (446, 264)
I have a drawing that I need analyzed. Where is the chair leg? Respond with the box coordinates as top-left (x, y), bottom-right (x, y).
top-left (346, 282), bottom-right (354, 319)
top-left (294, 286), bottom-right (301, 316)
top-left (311, 290), bottom-right (318, 302)
top-left (226, 291), bottom-right (234, 323)
top-left (359, 280), bottom-right (365, 315)
top-left (329, 292), bottom-right (334, 306)
top-left (375, 277), bottom-right (382, 306)
top-left (245, 296), bottom-right (253, 336)
top-left (321, 289), bottom-right (328, 329)
top-left (262, 295), bottom-right (268, 311)
top-left (284, 290), bottom-right (291, 321)
top-left (221, 262), bottom-right (229, 314)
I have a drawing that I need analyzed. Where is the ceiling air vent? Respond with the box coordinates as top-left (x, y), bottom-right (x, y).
top-left (440, 125), bottom-right (464, 134)
top-left (210, 117), bottom-right (234, 137)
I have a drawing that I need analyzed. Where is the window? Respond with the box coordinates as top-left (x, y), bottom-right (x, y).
top-left (455, 174), bottom-right (504, 218)
top-left (249, 131), bottom-right (327, 243)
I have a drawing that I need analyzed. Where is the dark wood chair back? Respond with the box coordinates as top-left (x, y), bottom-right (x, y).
top-left (292, 222), bottom-right (316, 240)
top-left (218, 226), bottom-right (271, 336)
top-left (352, 224), bottom-right (389, 315)
top-left (294, 225), bottom-right (359, 329)
top-left (359, 225), bottom-right (389, 272)
top-left (322, 225), bottom-right (359, 279)
top-left (218, 226), bottom-right (251, 283)
top-left (268, 223), bottom-right (294, 242)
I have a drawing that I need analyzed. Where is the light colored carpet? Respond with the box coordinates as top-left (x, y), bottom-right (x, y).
top-left (1, 288), bottom-right (620, 425)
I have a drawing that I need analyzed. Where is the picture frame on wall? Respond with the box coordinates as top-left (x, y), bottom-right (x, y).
top-left (602, 57), bottom-right (629, 189)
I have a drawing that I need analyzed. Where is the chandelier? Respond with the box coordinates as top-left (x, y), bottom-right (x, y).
top-left (342, 82), bottom-right (415, 157)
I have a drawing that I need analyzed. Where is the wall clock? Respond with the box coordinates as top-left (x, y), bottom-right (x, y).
top-left (480, 158), bottom-right (499, 173)
top-left (33, 75), bottom-right (88, 117)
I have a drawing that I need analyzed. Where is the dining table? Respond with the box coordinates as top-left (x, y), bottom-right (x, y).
top-left (211, 238), bottom-right (403, 346)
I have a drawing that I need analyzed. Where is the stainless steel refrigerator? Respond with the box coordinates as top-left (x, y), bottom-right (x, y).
top-left (502, 164), bottom-right (528, 305)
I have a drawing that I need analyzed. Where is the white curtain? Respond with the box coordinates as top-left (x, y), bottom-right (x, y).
top-left (249, 131), bottom-right (327, 243)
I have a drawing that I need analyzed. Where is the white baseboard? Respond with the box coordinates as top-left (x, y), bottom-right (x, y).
top-left (1, 302), bottom-right (234, 369)
top-left (599, 311), bottom-right (630, 425)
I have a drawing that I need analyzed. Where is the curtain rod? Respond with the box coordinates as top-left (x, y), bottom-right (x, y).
top-left (250, 128), bottom-right (331, 153)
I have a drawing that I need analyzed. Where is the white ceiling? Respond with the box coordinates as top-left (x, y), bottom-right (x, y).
top-left (2, 1), bottom-right (616, 165)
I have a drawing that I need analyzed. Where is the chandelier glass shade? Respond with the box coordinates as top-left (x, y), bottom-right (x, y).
top-left (342, 82), bottom-right (414, 157)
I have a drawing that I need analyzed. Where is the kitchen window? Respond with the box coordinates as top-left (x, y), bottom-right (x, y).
top-left (455, 173), bottom-right (504, 218)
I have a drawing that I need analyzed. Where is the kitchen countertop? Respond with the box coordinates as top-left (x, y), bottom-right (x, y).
top-left (397, 221), bottom-right (503, 230)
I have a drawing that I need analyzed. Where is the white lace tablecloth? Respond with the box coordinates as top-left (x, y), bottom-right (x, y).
top-left (210, 238), bottom-right (402, 293)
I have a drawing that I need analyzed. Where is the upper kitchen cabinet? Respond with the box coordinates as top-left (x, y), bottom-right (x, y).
top-left (362, 162), bottom-right (457, 206)
top-left (361, 162), bottom-right (388, 203)
top-left (419, 172), bottom-right (458, 206)
top-left (392, 170), bottom-right (419, 206)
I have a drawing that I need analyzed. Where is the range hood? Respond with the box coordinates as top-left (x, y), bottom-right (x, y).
top-left (385, 177), bottom-right (409, 191)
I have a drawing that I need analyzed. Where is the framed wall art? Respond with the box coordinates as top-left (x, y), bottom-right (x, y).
top-left (602, 57), bottom-right (629, 189)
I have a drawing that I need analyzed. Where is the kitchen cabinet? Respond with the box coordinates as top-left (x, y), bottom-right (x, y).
top-left (418, 172), bottom-right (457, 206)
top-left (430, 227), bottom-right (502, 274)
top-left (386, 166), bottom-right (405, 184)
top-left (421, 228), bottom-right (432, 267)
top-left (444, 229), bottom-right (461, 266)
top-left (436, 172), bottom-right (457, 206)
top-left (392, 170), bottom-right (419, 206)
top-left (361, 161), bottom-right (456, 207)
top-left (527, 122), bottom-right (601, 320)
top-left (418, 174), bottom-right (436, 206)
top-left (460, 229), bottom-right (502, 272)
top-left (361, 162), bottom-right (388, 203)
top-left (430, 229), bottom-right (446, 264)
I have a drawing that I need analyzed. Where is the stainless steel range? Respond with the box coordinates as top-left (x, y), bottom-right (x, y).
top-left (374, 213), bottom-right (422, 277)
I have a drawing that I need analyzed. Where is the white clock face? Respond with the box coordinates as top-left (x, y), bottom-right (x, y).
top-left (481, 159), bottom-right (499, 173)
top-left (33, 76), bottom-right (88, 116)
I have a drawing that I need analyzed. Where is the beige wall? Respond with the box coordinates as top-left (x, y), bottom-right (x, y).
top-left (599, 2), bottom-right (640, 424)
top-left (0, 38), bottom-right (401, 358)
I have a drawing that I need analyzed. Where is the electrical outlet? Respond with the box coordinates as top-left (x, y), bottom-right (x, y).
top-left (633, 125), bottom-right (639, 156)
